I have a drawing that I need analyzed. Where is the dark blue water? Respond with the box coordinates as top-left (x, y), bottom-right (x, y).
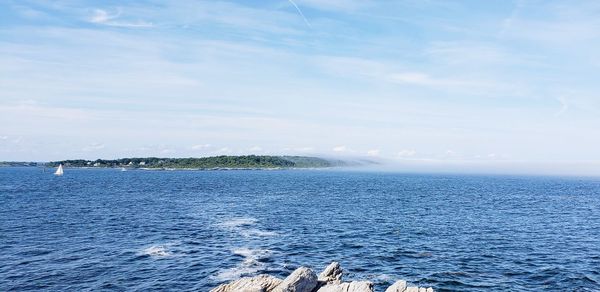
top-left (1, 168), bottom-right (599, 291)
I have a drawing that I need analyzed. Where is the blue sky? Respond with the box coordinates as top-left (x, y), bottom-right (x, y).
top-left (1, 0), bottom-right (600, 174)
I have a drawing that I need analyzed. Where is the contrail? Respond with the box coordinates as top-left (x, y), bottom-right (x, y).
top-left (288, 0), bottom-right (311, 28)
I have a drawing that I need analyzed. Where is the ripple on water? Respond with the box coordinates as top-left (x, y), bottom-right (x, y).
top-left (3, 169), bottom-right (600, 291)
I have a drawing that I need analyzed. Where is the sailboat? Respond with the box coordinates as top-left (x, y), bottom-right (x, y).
top-left (121, 167), bottom-right (127, 172)
top-left (54, 164), bottom-right (64, 176)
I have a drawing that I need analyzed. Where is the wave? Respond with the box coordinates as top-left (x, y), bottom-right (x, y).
top-left (217, 217), bottom-right (277, 238)
top-left (240, 229), bottom-right (278, 237)
top-left (218, 217), bottom-right (258, 228)
top-left (140, 245), bottom-right (171, 258)
top-left (373, 273), bottom-right (395, 283)
top-left (213, 247), bottom-right (273, 281)
top-left (233, 247), bottom-right (272, 260)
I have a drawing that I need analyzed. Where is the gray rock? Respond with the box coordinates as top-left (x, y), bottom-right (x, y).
top-left (274, 267), bottom-right (318, 292)
top-left (316, 281), bottom-right (374, 292)
top-left (210, 274), bottom-right (282, 292)
top-left (385, 280), bottom-right (407, 292)
top-left (318, 262), bottom-right (343, 284)
top-left (404, 287), bottom-right (419, 292)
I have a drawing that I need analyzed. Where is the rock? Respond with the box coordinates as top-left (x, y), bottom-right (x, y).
top-left (274, 267), bottom-right (318, 292)
top-left (385, 280), bottom-right (407, 292)
top-left (211, 274), bottom-right (282, 292)
top-left (318, 262), bottom-right (343, 284)
top-left (317, 281), bottom-right (374, 292)
top-left (210, 263), bottom-right (434, 292)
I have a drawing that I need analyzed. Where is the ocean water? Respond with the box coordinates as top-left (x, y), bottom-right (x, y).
top-left (1, 167), bottom-right (599, 291)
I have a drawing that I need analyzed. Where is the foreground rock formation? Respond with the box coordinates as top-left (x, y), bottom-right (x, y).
top-left (211, 262), bottom-right (434, 292)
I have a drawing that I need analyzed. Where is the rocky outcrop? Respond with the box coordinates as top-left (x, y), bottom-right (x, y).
top-left (317, 281), bottom-right (374, 292)
top-left (274, 267), bottom-right (318, 292)
top-left (385, 280), bottom-right (407, 292)
top-left (211, 274), bottom-right (282, 292)
top-left (385, 280), bottom-right (433, 292)
top-left (318, 262), bottom-right (343, 284)
top-left (211, 262), bottom-right (434, 292)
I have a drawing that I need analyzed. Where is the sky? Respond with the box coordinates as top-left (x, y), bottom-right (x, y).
top-left (1, 0), bottom-right (600, 175)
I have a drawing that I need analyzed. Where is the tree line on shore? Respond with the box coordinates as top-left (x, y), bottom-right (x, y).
top-left (44, 155), bottom-right (340, 169)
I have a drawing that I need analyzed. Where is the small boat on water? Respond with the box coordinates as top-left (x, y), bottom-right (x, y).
top-left (54, 164), bottom-right (64, 176)
top-left (121, 167), bottom-right (126, 172)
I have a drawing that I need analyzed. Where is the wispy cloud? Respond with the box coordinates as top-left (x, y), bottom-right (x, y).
top-left (295, 0), bottom-right (366, 13)
top-left (89, 8), bottom-right (153, 28)
top-left (2, 0), bottom-right (600, 173)
top-left (366, 149), bottom-right (380, 157)
top-left (396, 149), bottom-right (416, 158)
top-left (388, 71), bottom-right (487, 90)
top-left (191, 144), bottom-right (212, 150)
top-left (248, 146), bottom-right (263, 152)
top-left (332, 145), bottom-right (347, 152)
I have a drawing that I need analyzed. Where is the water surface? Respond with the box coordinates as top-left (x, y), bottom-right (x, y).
top-left (1, 168), bottom-right (599, 291)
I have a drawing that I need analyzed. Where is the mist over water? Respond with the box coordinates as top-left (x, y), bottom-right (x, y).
top-left (1, 167), bottom-right (599, 291)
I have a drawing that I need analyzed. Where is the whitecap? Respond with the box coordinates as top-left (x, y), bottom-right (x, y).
top-left (232, 247), bottom-right (272, 260)
top-left (214, 265), bottom-right (259, 282)
top-left (140, 245), bottom-right (171, 258)
top-left (217, 217), bottom-right (278, 238)
top-left (374, 273), bottom-right (395, 283)
top-left (213, 247), bottom-right (273, 281)
top-left (240, 229), bottom-right (278, 237)
top-left (218, 217), bottom-right (258, 228)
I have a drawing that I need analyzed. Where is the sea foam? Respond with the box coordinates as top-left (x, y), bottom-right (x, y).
top-left (213, 247), bottom-right (273, 281)
top-left (218, 217), bottom-right (258, 228)
top-left (218, 217), bottom-right (277, 238)
top-left (140, 245), bottom-right (171, 258)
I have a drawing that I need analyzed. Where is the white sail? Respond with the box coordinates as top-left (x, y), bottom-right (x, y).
top-left (121, 167), bottom-right (126, 172)
top-left (54, 164), bottom-right (64, 176)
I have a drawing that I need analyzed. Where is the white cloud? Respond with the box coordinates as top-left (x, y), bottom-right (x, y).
top-left (216, 147), bottom-right (232, 154)
top-left (366, 149), bottom-right (380, 156)
top-left (283, 146), bottom-right (315, 153)
top-left (388, 71), bottom-right (479, 89)
top-left (191, 143), bottom-right (212, 150)
top-left (90, 9), bottom-right (117, 24)
top-left (89, 8), bottom-right (153, 28)
top-left (332, 145), bottom-right (347, 152)
top-left (248, 146), bottom-right (263, 152)
top-left (295, 0), bottom-right (366, 12)
top-left (396, 149), bottom-right (416, 158)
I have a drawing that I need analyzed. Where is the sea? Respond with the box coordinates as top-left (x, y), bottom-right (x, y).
top-left (1, 167), bottom-right (599, 291)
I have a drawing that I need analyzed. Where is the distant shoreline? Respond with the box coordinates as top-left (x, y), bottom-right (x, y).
top-left (2, 155), bottom-right (372, 170)
top-left (0, 165), bottom-right (341, 172)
